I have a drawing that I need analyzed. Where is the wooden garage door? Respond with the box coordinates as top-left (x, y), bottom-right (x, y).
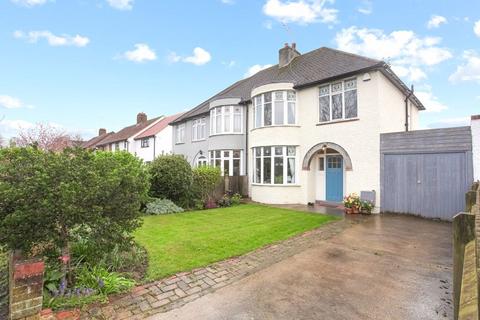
top-left (382, 152), bottom-right (470, 220)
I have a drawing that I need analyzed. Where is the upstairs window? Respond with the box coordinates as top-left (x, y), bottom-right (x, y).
top-left (253, 90), bottom-right (296, 128)
top-left (319, 78), bottom-right (357, 123)
top-left (192, 118), bottom-right (206, 141)
top-left (175, 124), bottom-right (185, 144)
top-left (141, 138), bottom-right (149, 148)
top-left (210, 106), bottom-right (243, 135)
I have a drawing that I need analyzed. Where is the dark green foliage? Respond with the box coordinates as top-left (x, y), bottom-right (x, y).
top-left (0, 250), bottom-right (7, 319)
top-left (0, 147), bottom-right (149, 256)
top-left (148, 154), bottom-right (193, 206)
top-left (191, 166), bottom-right (221, 203)
top-left (145, 198), bottom-right (184, 215)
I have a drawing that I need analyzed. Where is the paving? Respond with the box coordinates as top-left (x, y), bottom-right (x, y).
top-left (82, 208), bottom-right (365, 320)
top-left (148, 214), bottom-right (453, 320)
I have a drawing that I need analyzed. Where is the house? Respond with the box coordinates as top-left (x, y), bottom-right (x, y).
top-left (472, 115), bottom-right (480, 181)
top-left (82, 128), bottom-right (115, 150)
top-left (170, 44), bottom-right (426, 209)
top-left (132, 113), bottom-right (184, 162)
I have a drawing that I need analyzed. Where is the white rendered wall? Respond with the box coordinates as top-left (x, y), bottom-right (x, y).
top-left (472, 116), bottom-right (480, 181)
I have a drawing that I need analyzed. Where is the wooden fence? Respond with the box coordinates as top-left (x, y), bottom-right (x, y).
top-left (212, 175), bottom-right (248, 200)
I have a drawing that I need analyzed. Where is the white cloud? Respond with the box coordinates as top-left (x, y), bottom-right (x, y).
top-left (415, 89), bottom-right (448, 112)
top-left (221, 0), bottom-right (234, 4)
top-left (335, 26), bottom-right (452, 82)
top-left (10, 0), bottom-right (48, 7)
top-left (449, 50), bottom-right (480, 83)
top-left (244, 64), bottom-right (273, 78)
top-left (222, 60), bottom-right (236, 68)
top-left (474, 20), bottom-right (480, 37)
top-left (106, 0), bottom-right (133, 10)
top-left (357, 0), bottom-right (372, 15)
top-left (14, 30), bottom-right (90, 47)
top-left (391, 65), bottom-right (427, 82)
top-left (122, 44), bottom-right (157, 63)
top-left (427, 15), bottom-right (447, 29)
top-left (169, 47), bottom-right (212, 66)
top-left (427, 117), bottom-right (470, 129)
top-left (0, 95), bottom-right (33, 109)
top-left (0, 119), bottom-right (35, 139)
top-left (263, 0), bottom-right (338, 25)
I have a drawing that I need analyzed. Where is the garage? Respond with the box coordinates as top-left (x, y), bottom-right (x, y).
top-left (380, 127), bottom-right (474, 220)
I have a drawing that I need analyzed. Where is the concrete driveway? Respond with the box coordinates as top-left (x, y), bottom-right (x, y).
top-left (149, 214), bottom-right (452, 320)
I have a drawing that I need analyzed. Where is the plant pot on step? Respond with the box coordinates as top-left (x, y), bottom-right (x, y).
top-left (352, 206), bottom-right (360, 214)
top-left (345, 207), bottom-right (354, 214)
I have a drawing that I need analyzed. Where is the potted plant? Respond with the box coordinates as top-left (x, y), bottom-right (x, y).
top-left (360, 200), bottom-right (374, 215)
top-left (343, 193), bottom-right (360, 214)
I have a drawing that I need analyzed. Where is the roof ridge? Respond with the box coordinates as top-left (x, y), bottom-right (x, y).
top-left (319, 47), bottom-right (383, 64)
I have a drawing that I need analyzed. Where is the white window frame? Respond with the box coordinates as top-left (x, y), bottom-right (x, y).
top-left (192, 118), bottom-right (206, 142)
top-left (197, 156), bottom-right (208, 167)
top-left (209, 106), bottom-right (244, 136)
top-left (141, 138), bottom-right (149, 148)
top-left (209, 149), bottom-right (243, 176)
top-left (175, 124), bottom-right (185, 144)
top-left (319, 78), bottom-right (358, 123)
top-left (252, 146), bottom-right (297, 185)
top-left (253, 91), bottom-right (297, 129)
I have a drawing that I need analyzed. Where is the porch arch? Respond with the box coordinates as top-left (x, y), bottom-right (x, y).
top-left (302, 142), bottom-right (353, 171)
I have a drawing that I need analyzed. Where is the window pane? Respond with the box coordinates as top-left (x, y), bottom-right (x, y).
top-left (275, 146), bottom-right (283, 155)
top-left (287, 146), bottom-right (296, 156)
top-left (287, 158), bottom-right (295, 183)
top-left (274, 100), bottom-right (284, 125)
top-left (319, 85), bottom-right (330, 96)
top-left (255, 105), bottom-right (262, 128)
top-left (345, 79), bottom-right (357, 90)
top-left (345, 89), bottom-right (358, 118)
top-left (287, 91), bottom-right (296, 101)
top-left (274, 157), bottom-right (283, 184)
top-left (215, 109), bottom-right (222, 133)
top-left (224, 107), bottom-right (231, 132)
top-left (332, 82), bottom-right (342, 93)
top-left (275, 91), bottom-right (283, 100)
top-left (255, 158), bottom-right (261, 183)
top-left (264, 103), bottom-right (272, 126)
top-left (287, 102), bottom-right (295, 124)
top-left (255, 148), bottom-right (261, 157)
top-left (233, 150), bottom-right (241, 158)
top-left (223, 151), bottom-right (230, 157)
top-left (254, 96), bottom-right (261, 106)
top-left (223, 159), bottom-right (230, 176)
top-left (319, 158), bottom-right (325, 171)
top-left (263, 157), bottom-right (271, 184)
top-left (264, 92), bottom-right (272, 103)
top-left (233, 159), bottom-right (240, 176)
top-left (319, 96), bottom-right (330, 122)
top-left (263, 146), bottom-right (271, 156)
top-left (234, 112), bottom-right (242, 132)
top-left (215, 150), bottom-right (221, 158)
top-left (215, 159), bottom-right (221, 168)
top-left (332, 94), bottom-right (343, 120)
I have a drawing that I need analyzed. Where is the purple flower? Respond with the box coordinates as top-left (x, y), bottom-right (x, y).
top-left (98, 279), bottom-right (105, 288)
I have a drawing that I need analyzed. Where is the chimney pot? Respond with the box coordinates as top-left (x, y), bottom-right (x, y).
top-left (292, 43), bottom-right (296, 49)
top-left (99, 128), bottom-right (107, 136)
top-left (279, 43), bottom-right (300, 68)
top-left (137, 112), bottom-right (147, 124)
top-left (284, 43), bottom-right (289, 48)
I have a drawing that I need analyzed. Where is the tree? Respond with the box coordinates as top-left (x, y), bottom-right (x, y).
top-left (148, 154), bottom-right (193, 206)
top-left (13, 123), bottom-right (81, 152)
top-left (0, 147), bottom-right (149, 282)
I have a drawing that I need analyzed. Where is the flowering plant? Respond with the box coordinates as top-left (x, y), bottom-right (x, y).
top-left (361, 200), bottom-right (374, 214)
top-left (343, 193), bottom-right (361, 209)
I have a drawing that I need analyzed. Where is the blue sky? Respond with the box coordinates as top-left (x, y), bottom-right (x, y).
top-left (0, 0), bottom-right (479, 139)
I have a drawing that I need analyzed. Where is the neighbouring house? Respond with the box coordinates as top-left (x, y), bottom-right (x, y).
top-left (171, 44), bottom-right (425, 210)
top-left (472, 115), bottom-right (480, 181)
top-left (132, 113), bottom-right (184, 162)
top-left (82, 128), bottom-right (115, 150)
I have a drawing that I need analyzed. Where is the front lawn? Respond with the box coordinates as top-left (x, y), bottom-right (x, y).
top-left (135, 204), bottom-right (337, 280)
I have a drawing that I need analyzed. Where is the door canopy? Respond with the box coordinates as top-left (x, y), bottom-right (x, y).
top-left (302, 142), bottom-right (353, 171)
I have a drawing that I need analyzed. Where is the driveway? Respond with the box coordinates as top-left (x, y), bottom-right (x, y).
top-left (149, 214), bottom-right (452, 320)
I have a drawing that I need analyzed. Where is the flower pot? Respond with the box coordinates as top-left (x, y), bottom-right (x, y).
top-left (345, 207), bottom-right (354, 214)
top-left (352, 207), bottom-right (360, 214)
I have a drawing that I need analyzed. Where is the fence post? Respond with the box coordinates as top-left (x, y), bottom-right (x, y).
top-left (9, 250), bottom-right (44, 320)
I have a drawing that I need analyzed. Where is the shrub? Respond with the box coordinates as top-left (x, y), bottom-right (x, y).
top-left (145, 198), bottom-right (184, 215)
top-left (217, 194), bottom-right (232, 207)
top-left (360, 200), bottom-right (374, 214)
top-left (148, 155), bottom-right (193, 206)
top-left (0, 147), bottom-right (149, 290)
top-left (191, 166), bottom-right (221, 203)
top-left (75, 265), bottom-right (135, 296)
top-left (231, 193), bottom-right (242, 206)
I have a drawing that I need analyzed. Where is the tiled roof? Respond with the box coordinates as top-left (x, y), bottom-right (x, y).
top-left (97, 117), bottom-right (162, 146)
top-left (171, 46), bottom-right (424, 124)
top-left (134, 113), bottom-right (184, 140)
top-left (82, 132), bottom-right (115, 149)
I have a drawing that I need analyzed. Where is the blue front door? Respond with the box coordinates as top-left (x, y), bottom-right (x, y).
top-left (326, 156), bottom-right (343, 202)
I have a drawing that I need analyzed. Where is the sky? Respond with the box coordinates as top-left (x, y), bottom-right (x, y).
top-left (0, 0), bottom-right (479, 140)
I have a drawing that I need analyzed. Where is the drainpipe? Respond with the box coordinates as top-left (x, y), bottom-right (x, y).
top-left (244, 101), bottom-right (249, 177)
top-left (404, 84), bottom-right (414, 132)
top-left (153, 136), bottom-right (156, 159)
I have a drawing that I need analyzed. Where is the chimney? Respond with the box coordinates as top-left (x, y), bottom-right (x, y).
top-left (137, 112), bottom-right (147, 124)
top-left (98, 128), bottom-right (107, 136)
top-left (279, 43), bottom-right (300, 68)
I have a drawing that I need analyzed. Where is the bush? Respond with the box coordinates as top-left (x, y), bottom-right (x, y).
top-left (75, 265), bottom-right (135, 296)
top-left (148, 155), bottom-right (192, 206)
top-left (231, 193), bottom-right (242, 206)
top-left (145, 198), bottom-right (184, 215)
top-left (0, 147), bottom-right (149, 290)
top-left (217, 194), bottom-right (232, 207)
top-left (191, 166), bottom-right (221, 203)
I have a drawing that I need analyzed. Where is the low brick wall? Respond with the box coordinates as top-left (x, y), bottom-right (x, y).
top-left (454, 182), bottom-right (480, 320)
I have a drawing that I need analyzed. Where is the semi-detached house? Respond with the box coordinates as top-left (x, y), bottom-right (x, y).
top-left (171, 44), bottom-right (426, 211)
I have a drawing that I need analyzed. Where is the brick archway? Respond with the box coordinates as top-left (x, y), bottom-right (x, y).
top-left (302, 142), bottom-right (353, 170)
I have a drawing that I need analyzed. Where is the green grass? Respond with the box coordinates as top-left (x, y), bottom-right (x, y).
top-left (135, 204), bottom-right (337, 281)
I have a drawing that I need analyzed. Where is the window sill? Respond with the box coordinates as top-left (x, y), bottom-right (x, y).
top-left (209, 133), bottom-right (244, 137)
top-left (251, 183), bottom-right (301, 187)
top-left (175, 142), bottom-right (185, 145)
top-left (192, 139), bottom-right (206, 143)
top-left (251, 125), bottom-right (300, 131)
top-left (316, 118), bottom-right (359, 126)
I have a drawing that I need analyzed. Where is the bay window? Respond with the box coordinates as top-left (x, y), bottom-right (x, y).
top-left (192, 118), bottom-right (206, 141)
top-left (319, 78), bottom-right (358, 123)
top-left (253, 146), bottom-right (297, 185)
top-left (209, 149), bottom-right (243, 176)
top-left (254, 90), bottom-right (296, 128)
top-left (210, 106), bottom-right (243, 135)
